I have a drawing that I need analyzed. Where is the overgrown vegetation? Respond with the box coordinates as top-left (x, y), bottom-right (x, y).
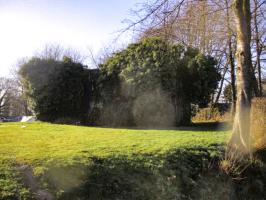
top-left (98, 38), bottom-right (220, 126)
top-left (18, 38), bottom-right (220, 127)
top-left (18, 57), bottom-right (96, 123)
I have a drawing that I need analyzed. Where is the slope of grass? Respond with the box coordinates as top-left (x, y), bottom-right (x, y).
top-left (0, 122), bottom-right (229, 199)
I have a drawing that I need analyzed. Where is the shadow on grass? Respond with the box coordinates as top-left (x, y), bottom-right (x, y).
top-left (230, 149), bottom-right (266, 200)
top-left (98, 122), bottom-right (232, 132)
top-left (254, 149), bottom-right (266, 163)
top-left (39, 146), bottom-right (266, 200)
top-left (41, 144), bottom-right (240, 200)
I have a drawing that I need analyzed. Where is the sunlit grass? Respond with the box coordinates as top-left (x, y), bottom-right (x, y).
top-left (0, 122), bottom-right (229, 199)
top-left (0, 122), bottom-right (228, 167)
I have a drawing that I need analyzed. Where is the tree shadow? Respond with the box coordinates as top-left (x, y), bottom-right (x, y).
top-left (98, 122), bottom-right (231, 132)
top-left (42, 144), bottom-right (236, 200)
top-left (229, 148), bottom-right (266, 200)
top-left (254, 148), bottom-right (266, 163)
top-left (40, 145), bottom-right (266, 200)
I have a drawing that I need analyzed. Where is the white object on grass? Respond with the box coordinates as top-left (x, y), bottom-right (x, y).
top-left (21, 116), bottom-right (36, 122)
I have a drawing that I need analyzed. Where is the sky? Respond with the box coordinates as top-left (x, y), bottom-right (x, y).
top-left (0, 0), bottom-right (140, 77)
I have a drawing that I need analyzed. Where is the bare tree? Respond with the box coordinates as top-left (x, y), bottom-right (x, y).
top-left (0, 76), bottom-right (30, 116)
top-left (130, 1), bottom-right (233, 108)
top-left (36, 44), bottom-right (64, 60)
top-left (0, 78), bottom-right (12, 115)
top-left (121, 1), bottom-right (264, 151)
top-left (252, 0), bottom-right (266, 96)
top-left (224, 0), bottom-right (237, 113)
top-left (36, 44), bottom-right (87, 63)
top-left (229, 0), bottom-right (253, 154)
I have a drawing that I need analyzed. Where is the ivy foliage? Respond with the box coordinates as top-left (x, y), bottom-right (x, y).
top-left (99, 38), bottom-right (220, 126)
top-left (18, 38), bottom-right (220, 126)
top-left (100, 38), bottom-right (220, 105)
top-left (19, 57), bottom-right (91, 122)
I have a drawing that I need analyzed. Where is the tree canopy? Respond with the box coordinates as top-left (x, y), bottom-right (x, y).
top-left (99, 37), bottom-right (220, 126)
top-left (19, 57), bottom-right (93, 122)
top-left (18, 38), bottom-right (220, 127)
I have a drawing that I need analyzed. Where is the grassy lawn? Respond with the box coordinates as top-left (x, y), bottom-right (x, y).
top-left (0, 122), bottom-right (229, 199)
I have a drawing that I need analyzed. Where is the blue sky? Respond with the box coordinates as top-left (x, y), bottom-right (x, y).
top-left (0, 0), bottom-right (140, 77)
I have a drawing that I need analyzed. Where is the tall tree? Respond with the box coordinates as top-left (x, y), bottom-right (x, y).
top-left (225, 0), bottom-right (237, 113)
top-left (99, 38), bottom-right (220, 126)
top-left (0, 78), bottom-right (12, 115)
top-left (252, 0), bottom-right (265, 96)
top-left (128, 0), bottom-right (234, 105)
top-left (19, 57), bottom-right (93, 123)
top-left (230, 0), bottom-right (253, 153)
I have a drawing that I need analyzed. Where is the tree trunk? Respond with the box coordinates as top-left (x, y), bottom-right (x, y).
top-left (225, 0), bottom-right (237, 115)
top-left (228, 38), bottom-right (237, 115)
top-left (253, 0), bottom-right (263, 96)
top-left (174, 79), bottom-right (191, 126)
top-left (230, 0), bottom-right (253, 154)
top-left (250, 63), bottom-right (259, 96)
top-left (214, 65), bottom-right (228, 104)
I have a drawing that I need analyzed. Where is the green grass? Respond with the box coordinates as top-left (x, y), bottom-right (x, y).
top-left (0, 122), bottom-right (229, 169)
top-left (0, 122), bottom-right (229, 199)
